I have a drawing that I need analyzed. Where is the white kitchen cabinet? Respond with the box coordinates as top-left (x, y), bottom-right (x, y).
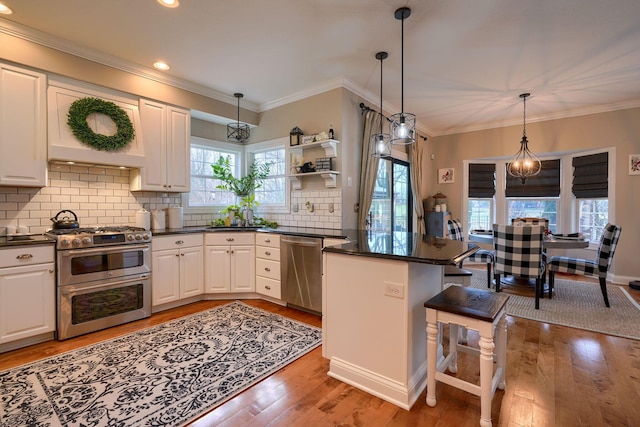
top-left (130, 98), bottom-right (190, 192)
top-left (205, 233), bottom-right (255, 293)
top-left (289, 139), bottom-right (340, 189)
top-left (0, 62), bottom-right (47, 187)
top-left (151, 234), bottom-right (203, 307)
top-left (0, 245), bottom-right (55, 347)
top-left (255, 233), bottom-right (281, 299)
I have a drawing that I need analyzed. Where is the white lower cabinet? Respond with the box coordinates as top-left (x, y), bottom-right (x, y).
top-left (255, 233), bottom-right (281, 299)
top-left (0, 245), bottom-right (55, 345)
top-left (205, 233), bottom-right (255, 293)
top-left (151, 234), bottom-right (203, 306)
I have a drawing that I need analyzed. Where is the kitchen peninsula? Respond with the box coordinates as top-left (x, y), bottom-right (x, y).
top-left (322, 231), bottom-right (478, 410)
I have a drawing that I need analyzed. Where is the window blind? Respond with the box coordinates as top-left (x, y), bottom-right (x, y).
top-left (505, 159), bottom-right (560, 197)
top-left (468, 163), bottom-right (496, 198)
top-left (572, 152), bottom-right (608, 198)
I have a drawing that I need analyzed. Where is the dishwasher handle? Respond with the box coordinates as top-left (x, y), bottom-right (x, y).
top-left (281, 237), bottom-right (322, 247)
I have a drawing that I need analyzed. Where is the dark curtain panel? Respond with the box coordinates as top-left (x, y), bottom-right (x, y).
top-left (572, 152), bottom-right (608, 198)
top-left (468, 163), bottom-right (496, 198)
top-left (505, 159), bottom-right (561, 197)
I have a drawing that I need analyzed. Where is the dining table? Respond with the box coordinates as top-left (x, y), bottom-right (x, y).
top-left (468, 231), bottom-right (590, 286)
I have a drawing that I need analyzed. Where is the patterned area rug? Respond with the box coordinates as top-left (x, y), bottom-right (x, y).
top-left (0, 301), bottom-right (322, 426)
top-left (460, 270), bottom-right (640, 340)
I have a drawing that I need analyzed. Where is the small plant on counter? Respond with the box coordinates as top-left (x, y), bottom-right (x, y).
top-left (253, 216), bottom-right (278, 228)
top-left (220, 204), bottom-right (241, 217)
top-left (211, 156), bottom-right (271, 197)
top-left (211, 218), bottom-right (226, 227)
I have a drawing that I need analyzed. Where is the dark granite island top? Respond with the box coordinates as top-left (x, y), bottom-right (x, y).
top-left (322, 230), bottom-right (478, 411)
top-left (323, 230), bottom-right (478, 265)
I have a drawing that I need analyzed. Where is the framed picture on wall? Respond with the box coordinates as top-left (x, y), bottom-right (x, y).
top-left (630, 154), bottom-right (640, 175)
top-left (438, 168), bottom-right (455, 184)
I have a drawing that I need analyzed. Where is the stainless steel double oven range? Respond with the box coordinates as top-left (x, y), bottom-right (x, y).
top-left (46, 226), bottom-right (152, 340)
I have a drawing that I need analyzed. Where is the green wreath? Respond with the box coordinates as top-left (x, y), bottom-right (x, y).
top-left (67, 97), bottom-right (135, 152)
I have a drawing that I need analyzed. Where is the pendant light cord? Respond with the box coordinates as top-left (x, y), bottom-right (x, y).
top-left (400, 14), bottom-right (404, 114)
top-left (379, 54), bottom-right (384, 133)
top-left (522, 94), bottom-right (527, 138)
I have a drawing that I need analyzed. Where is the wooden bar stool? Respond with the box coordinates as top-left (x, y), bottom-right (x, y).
top-left (424, 286), bottom-right (509, 427)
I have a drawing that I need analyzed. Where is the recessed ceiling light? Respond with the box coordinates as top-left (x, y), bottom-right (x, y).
top-left (157, 0), bottom-right (179, 8)
top-left (153, 61), bottom-right (170, 71)
top-left (0, 3), bottom-right (13, 14)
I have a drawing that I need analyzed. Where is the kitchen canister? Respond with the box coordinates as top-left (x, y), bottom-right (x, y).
top-left (135, 209), bottom-right (151, 230)
top-left (167, 206), bottom-right (183, 229)
top-left (152, 210), bottom-right (166, 230)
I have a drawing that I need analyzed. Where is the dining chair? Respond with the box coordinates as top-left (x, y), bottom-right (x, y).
top-left (493, 224), bottom-right (546, 309)
top-left (447, 219), bottom-right (494, 287)
top-left (512, 217), bottom-right (550, 261)
top-left (548, 223), bottom-right (622, 307)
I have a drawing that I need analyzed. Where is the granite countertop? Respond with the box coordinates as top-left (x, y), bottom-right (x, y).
top-left (150, 225), bottom-right (352, 240)
top-left (0, 234), bottom-right (55, 248)
top-left (323, 230), bottom-right (478, 265)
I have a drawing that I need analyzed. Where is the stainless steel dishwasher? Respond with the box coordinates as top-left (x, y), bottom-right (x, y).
top-left (280, 235), bottom-right (323, 314)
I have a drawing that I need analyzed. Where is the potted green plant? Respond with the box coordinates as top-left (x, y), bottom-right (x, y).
top-left (211, 156), bottom-right (270, 198)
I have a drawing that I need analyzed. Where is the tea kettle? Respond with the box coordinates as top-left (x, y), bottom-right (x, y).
top-left (50, 210), bottom-right (80, 230)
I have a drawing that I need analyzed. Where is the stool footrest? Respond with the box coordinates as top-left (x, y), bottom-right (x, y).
top-left (435, 371), bottom-right (481, 397)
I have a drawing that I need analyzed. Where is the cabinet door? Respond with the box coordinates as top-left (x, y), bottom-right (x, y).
top-left (151, 249), bottom-right (181, 306)
top-left (0, 263), bottom-right (55, 343)
top-left (205, 245), bottom-right (231, 293)
top-left (180, 246), bottom-right (203, 298)
top-left (166, 105), bottom-right (190, 192)
top-left (135, 98), bottom-right (167, 191)
top-left (231, 245), bottom-right (255, 292)
top-left (0, 63), bottom-right (47, 187)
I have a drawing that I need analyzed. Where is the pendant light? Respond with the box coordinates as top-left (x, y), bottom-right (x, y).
top-left (371, 51), bottom-right (391, 158)
top-left (227, 93), bottom-right (250, 143)
top-left (507, 93), bottom-right (541, 184)
top-left (390, 7), bottom-right (415, 146)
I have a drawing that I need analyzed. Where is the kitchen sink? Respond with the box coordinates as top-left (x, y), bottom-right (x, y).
top-left (206, 226), bottom-right (262, 231)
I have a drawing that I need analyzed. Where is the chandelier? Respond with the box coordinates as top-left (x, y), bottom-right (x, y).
top-left (371, 51), bottom-right (391, 158)
top-left (227, 93), bottom-right (250, 143)
top-left (507, 93), bottom-right (541, 184)
top-left (389, 7), bottom-right (415, 145)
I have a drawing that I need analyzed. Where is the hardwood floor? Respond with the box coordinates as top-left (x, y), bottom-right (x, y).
top-left (1, 274), bottom-right (639, 426)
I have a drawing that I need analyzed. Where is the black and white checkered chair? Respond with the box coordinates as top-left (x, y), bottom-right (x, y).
top-left (548, 223), bottom-right (622, 308)
top-left (493, 224), bottom-right (546, 309)
top-left (512, 217), bottom-right (549, 262)
top-left (447, 219), bottom-right (494, 287)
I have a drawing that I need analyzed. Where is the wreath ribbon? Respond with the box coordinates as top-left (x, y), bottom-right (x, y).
top-left (67, 97), bottom-right (135, 152)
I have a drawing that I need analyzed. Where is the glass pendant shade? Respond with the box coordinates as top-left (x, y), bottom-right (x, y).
top-left (371, 51), bottom-right (391, 158)
top-left (507, 93), bottom-right (541, 184)
top-left (227, 93), bottom-right (250, 143)
top-left (390, 7), bottom-right (415, 146)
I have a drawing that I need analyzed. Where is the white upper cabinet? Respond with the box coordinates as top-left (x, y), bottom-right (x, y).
top-left (130, 98), bottom-right (190, 192)
top-left (47, 77), bottom-right (145, 167)
top-left (0, 62), bottom-right (47, 187)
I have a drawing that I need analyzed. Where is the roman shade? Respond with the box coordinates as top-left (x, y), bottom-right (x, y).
top-left (572, 152), bottom-right (608, 198)
top-left (468, 163), bottom-right (496, 198)
top-left (505, 159), bottom-right (560, 198)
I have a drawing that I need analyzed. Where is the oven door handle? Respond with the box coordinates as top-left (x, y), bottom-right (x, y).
top-left (59, 274), bottom-right (150, 295)
top-left (62, 244), bottom-right (150, 256)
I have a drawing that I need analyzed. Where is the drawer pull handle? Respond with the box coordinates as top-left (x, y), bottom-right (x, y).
top-left (175, 253), bottom-right (180, 257)
top-left (181, 253), bottom-right (185, 256)
top-left (265, 285), bottom-right (271, 290)
top-left (265, 251), bottom-right (271, 256)
top-left (16, 254), bottom-right (33, 260)
top-left (264, 238), bottom-right (271, 243)
top-left (265, 267), bottom-right (271, 272)
top-left (226, 238), bottom-right (235, 242)
top-left (49, 269), bottom-right (54, 273)
top-left (175, 240), bottom-right (184, 245)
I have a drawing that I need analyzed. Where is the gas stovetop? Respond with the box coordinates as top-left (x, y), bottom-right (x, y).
top-left (46, 226), bottom-right (151, 249)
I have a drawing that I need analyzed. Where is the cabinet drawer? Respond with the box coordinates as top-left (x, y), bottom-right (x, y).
top-left (256, 258), bottom-right (280, 280)
top-left (152, 234), bottom-right (203, 251)
top-left (255, 233), bottom-right (279, 248)
top-left (256, 276), bottom-right (281, 299)
top-left (256, 245), bottom-right (280, 261)
top-left (205, 233), bottom-right (254, 246)
top-left (0, 245), bottom-right (54, 268)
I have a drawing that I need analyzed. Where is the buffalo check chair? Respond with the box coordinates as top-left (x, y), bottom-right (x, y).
top-left (548, 223), bottom-right (622, 307)
top-left (512, 217), bottom-right (549, 262)
top-left (447, 219), bottom-right (495, 287)
top-left (493, 224), bottom-right (546, 309)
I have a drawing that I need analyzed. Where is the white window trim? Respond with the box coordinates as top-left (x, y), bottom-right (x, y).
top-left (246, 137), bottom-right (290, 214)
top-left (462, 147), bottom-right (615, 247)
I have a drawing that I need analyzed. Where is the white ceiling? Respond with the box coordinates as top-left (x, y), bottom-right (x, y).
top-left (2, 0), bottom-right (640, 136)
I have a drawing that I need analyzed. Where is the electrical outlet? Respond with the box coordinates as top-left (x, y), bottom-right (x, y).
top-left (384, 282), bottom-right (404, 299)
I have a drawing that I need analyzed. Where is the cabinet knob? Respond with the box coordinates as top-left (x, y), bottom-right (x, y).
top-left (181, 253), bottom-right (185, 256)
top-left (265, 285), bottom-right (271, 290)
top-left (264, 238), bottom-right (271, 243)
top-left (16, 254), bottom-right (33, 259)
top-left (175, 253), bottom-right (180, 257)
top-left (265, 267), bottom-right (271, 272)
top-left (226, 238), bottom-right (235, 242)
top-left (265, 251), bottom-right (271, 256)
top-left (175, 240), bottom-right (184, 245)
top-left (49, 269), bottom-right (54, 273)
top-left (230, 250), bottom-right (234, 254)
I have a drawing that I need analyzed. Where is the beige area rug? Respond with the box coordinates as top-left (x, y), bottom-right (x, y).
top-left (457, 269), bottom-right (640, 340)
